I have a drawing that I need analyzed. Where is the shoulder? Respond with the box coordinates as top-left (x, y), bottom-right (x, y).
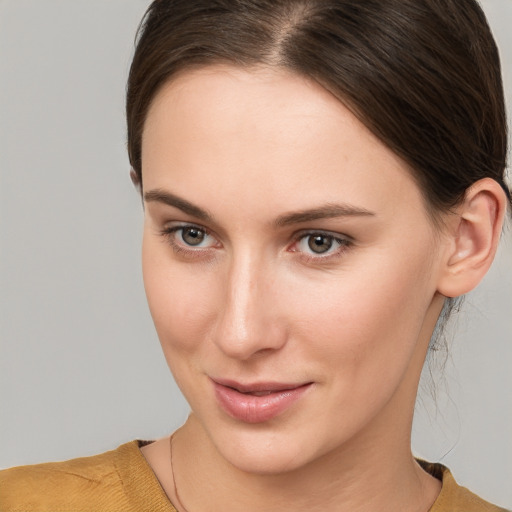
top-left (420, 461), bottom-right (510, 512)
top-left (0, 441), bottom-right (139, 512)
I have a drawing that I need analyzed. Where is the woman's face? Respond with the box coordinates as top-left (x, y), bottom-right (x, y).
top-left (141, 66), bottom-right (447, 474)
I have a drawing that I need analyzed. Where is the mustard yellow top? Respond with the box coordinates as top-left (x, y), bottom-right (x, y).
top-left (0, 441), bottom-right (508, 512)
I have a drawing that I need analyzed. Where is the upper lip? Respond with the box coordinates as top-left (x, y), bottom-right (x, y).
top-left (211, 377), bottom-right (311, 393)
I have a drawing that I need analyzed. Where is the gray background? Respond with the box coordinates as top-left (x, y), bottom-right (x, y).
top-left (0, 0), bottom-right (511, 508)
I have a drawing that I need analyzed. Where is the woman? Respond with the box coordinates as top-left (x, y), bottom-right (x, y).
top-left (1, 0), bottom-right (510, 510)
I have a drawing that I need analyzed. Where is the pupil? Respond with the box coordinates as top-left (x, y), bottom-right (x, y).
top-left (183, 228), bottom-right (205, 246)
top-left (308, 235), bottom-right (332, 254)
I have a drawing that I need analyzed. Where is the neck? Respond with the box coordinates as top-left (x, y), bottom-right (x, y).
top-left (172, 411), bottom-right (439, 512)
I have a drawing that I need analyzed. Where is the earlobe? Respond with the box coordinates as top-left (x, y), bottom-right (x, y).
top-left (437, 178), bottom-right (507, 298)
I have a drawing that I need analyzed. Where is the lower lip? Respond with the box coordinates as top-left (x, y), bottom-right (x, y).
top-left (212, 381), bottom-right (312, 424)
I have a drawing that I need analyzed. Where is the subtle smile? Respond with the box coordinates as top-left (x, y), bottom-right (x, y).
top-left (211, 379), bottom-right (313, 424)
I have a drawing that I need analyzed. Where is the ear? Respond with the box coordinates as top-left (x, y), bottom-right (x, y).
top-left (437, 178), bottom-right (508, 298)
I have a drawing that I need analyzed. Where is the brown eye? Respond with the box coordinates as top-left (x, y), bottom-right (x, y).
top-left (293, 231), bottom-right (351, 260)
top-left (307, 235), bottom-right (334, 254)
top-left (181, 227), bottom-right (206, 246)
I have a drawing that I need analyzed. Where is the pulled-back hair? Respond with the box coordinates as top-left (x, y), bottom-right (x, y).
top-left (126, 0), bottom-right (511, 217)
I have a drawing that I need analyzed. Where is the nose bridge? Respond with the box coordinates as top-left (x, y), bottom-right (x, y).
top-left (213, 249), bottom-right (284, 360)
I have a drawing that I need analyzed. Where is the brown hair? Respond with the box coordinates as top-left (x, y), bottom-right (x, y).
top-left (126, 0), bottom-right (511, 216)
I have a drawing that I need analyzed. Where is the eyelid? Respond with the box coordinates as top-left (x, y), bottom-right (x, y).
top-left (159, 222), bottom-right (221, 255)
top-left (291, 228), bottom-right (353, 244)
top-left (288, 229), bottom-right (353, 261)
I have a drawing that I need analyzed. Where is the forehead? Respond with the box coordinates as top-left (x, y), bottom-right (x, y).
top-left (141, 65), bottom-right (425, 220)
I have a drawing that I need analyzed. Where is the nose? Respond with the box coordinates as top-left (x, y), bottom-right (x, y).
top-left (211, 253), bottom-right (287, 361)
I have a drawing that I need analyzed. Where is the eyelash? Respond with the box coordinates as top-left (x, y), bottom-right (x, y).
top-left (289, 231), bottom-right (352, 263)
top-left (159, 224), bottom-right (352, 262)
top-left (159, 224), bottom-right (218, 260)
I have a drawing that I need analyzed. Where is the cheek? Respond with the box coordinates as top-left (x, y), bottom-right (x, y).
top-left (284, 246), bottom-right (436, 383)
top-left (142, 234), bottom-right (218, 356)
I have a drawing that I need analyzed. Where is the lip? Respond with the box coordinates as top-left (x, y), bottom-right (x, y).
top-left (211, 378), bottom-right (313, 424)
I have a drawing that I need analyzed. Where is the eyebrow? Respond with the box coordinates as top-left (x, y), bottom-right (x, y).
top-left (144, 188), bottom-right (375, 226)
top-left (274, 204), bottom-right (375, 227)
top-left (144, 189), bottom-right (213, 222)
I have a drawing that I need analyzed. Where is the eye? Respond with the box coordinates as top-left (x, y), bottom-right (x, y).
top-left (160, 224), bottom-right (219, 251)
top-left (291, 231), bottom-right (351, 259)
top-left (304, 234), bottom-right (336, 254)
top-left (180, 226), bottom-right (208, 246)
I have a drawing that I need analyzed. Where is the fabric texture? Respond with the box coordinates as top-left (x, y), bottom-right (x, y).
top-left (0, 440), bottom-right (508, 512)
top-left (0, 441), bottom-right (176, 512)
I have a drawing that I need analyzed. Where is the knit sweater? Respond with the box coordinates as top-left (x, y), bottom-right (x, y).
top-left (0, 441), bottom-right (508, 512)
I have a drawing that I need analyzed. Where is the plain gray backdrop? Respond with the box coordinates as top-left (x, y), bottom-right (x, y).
top-left (0, 0), bottom-right (511, 508)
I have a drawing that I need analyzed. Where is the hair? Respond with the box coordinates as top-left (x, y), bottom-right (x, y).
top-left (126, 0), bottom-right (511, 218)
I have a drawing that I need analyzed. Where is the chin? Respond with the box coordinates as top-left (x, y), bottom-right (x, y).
top-left (207, 423), bottom-right (325, 476)
top-left (223, 445), bottom-right (308, 476)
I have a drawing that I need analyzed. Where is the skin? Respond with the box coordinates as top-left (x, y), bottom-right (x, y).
top-left (138, 66), bottom-right (505, 512)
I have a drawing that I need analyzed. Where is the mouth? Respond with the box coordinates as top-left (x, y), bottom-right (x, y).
top-left (242, 390), bottom-right (275, 396)
top-left (211, 378), bottom-right (313, 423)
